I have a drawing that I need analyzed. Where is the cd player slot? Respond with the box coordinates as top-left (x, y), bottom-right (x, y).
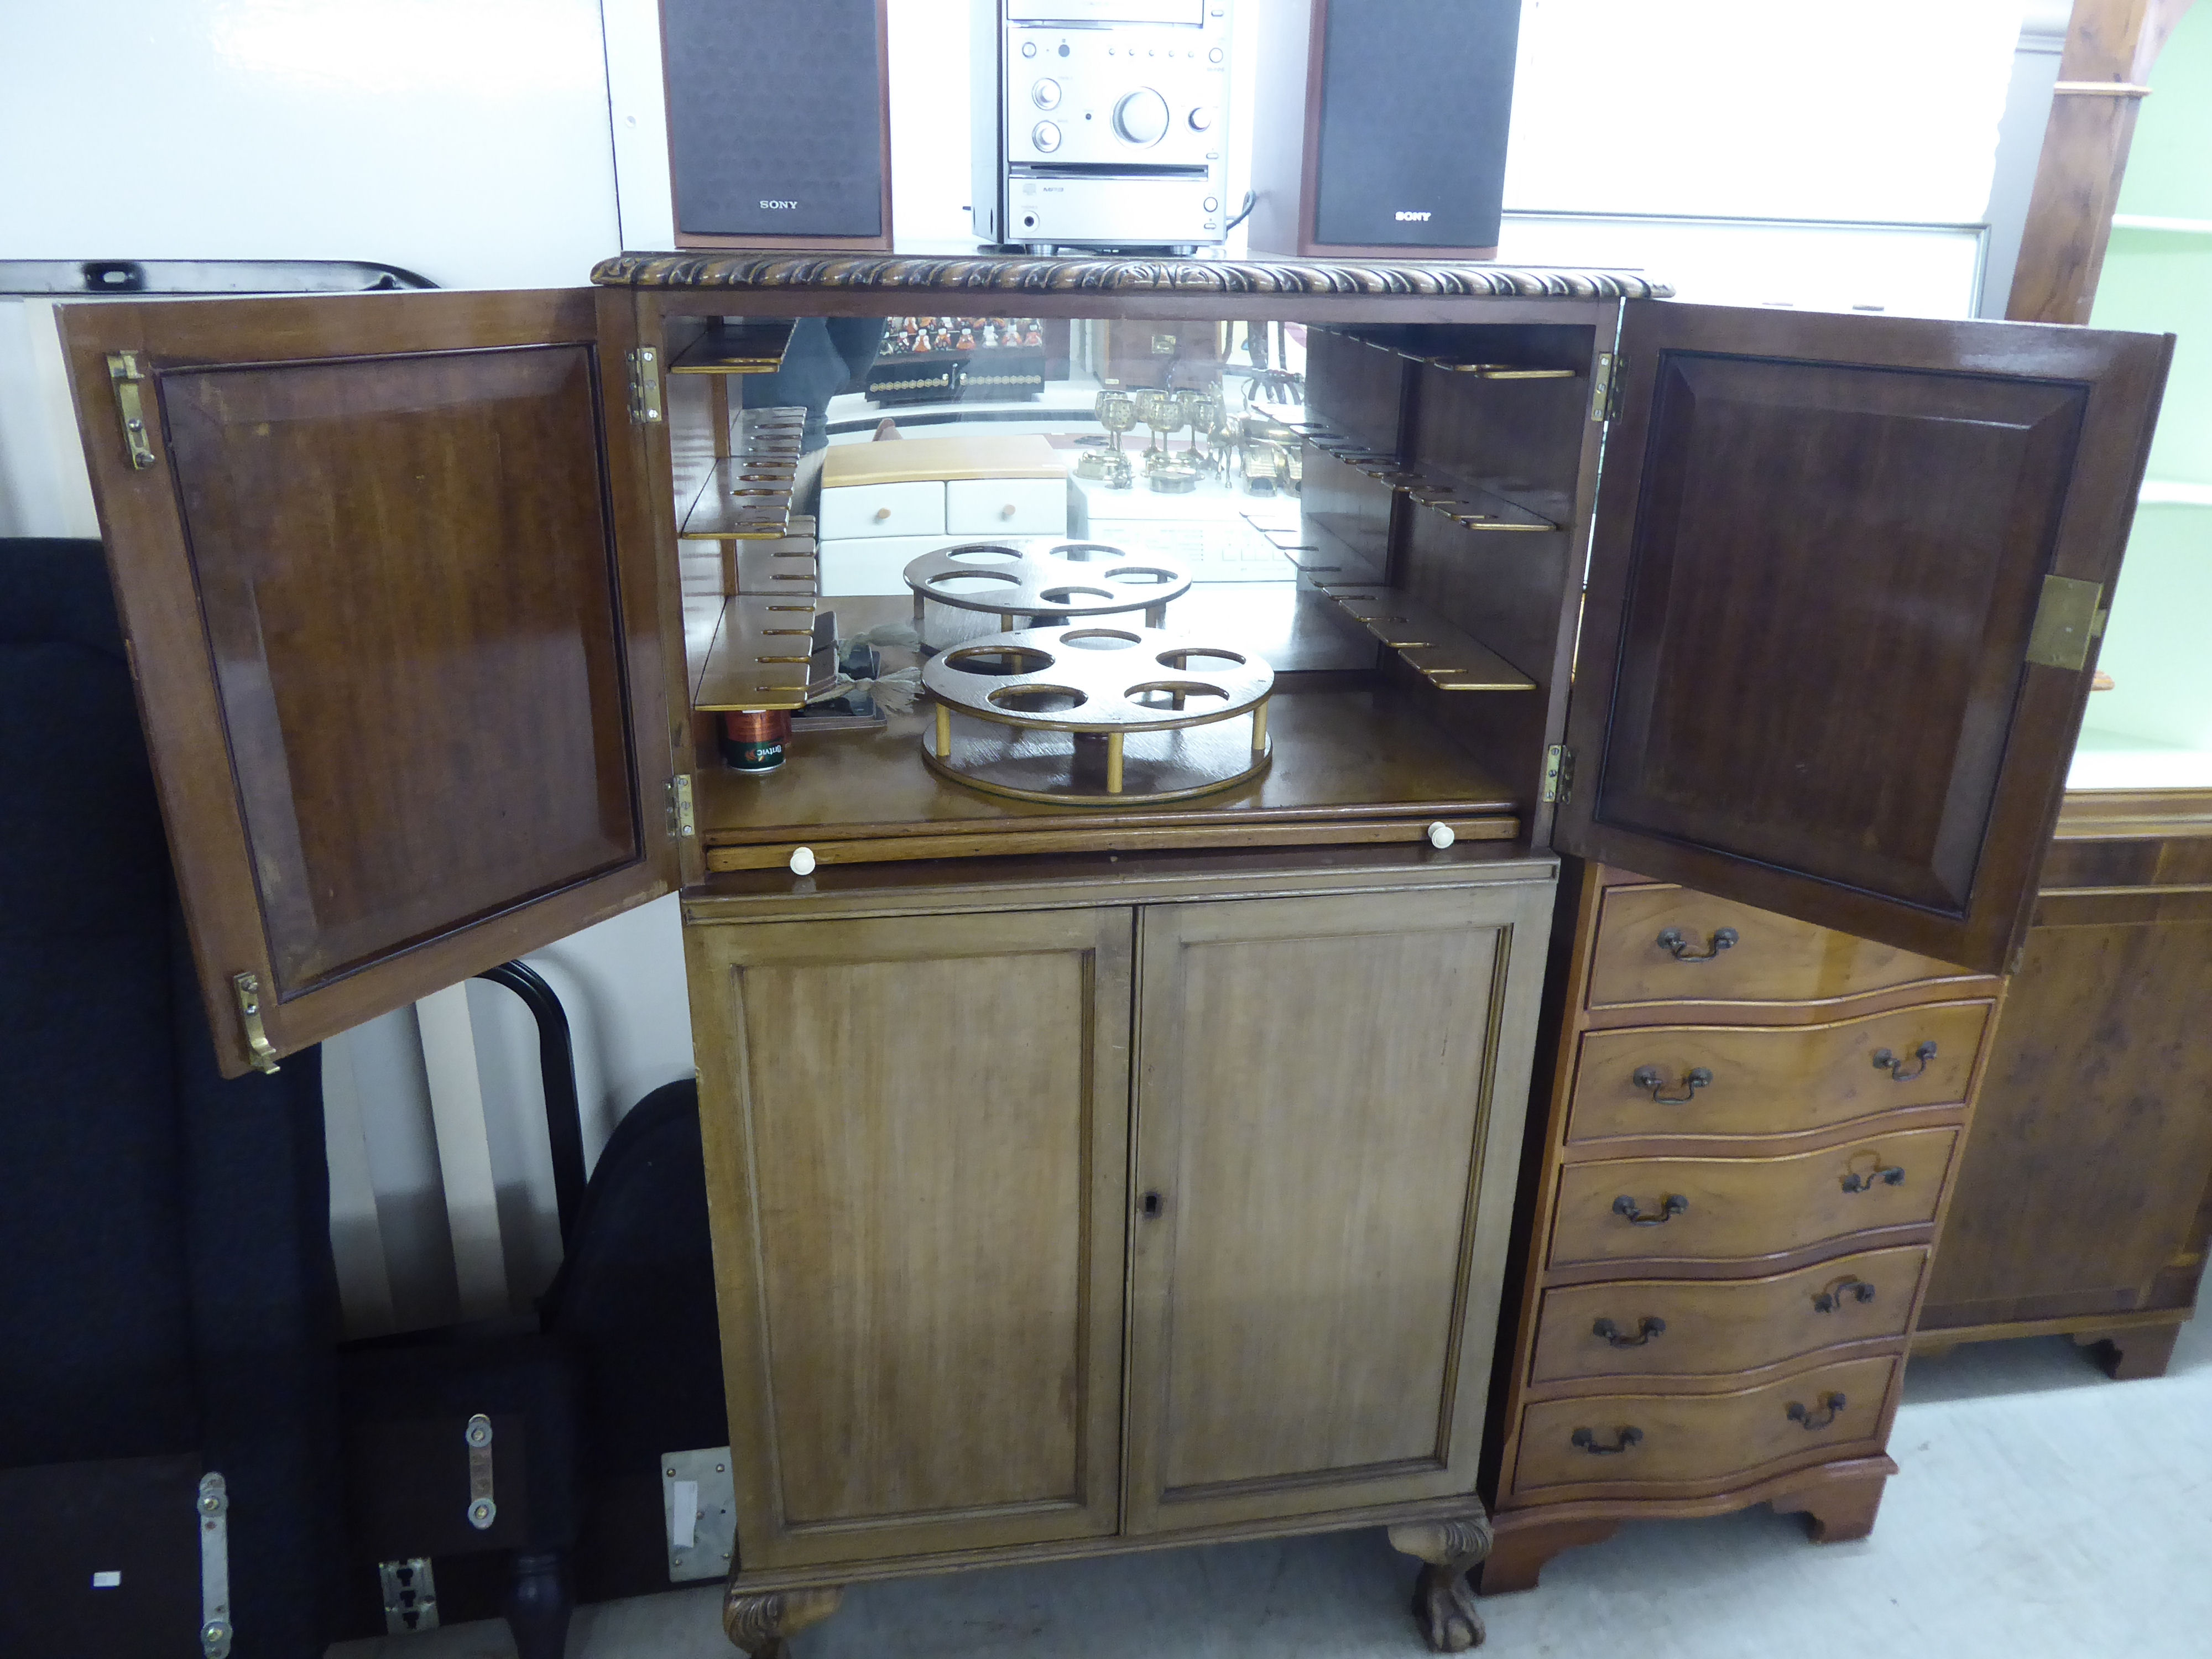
top-left (1011, 163), bottom-right (1211, 180)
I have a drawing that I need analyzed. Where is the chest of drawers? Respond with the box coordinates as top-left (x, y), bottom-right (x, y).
top-left (1481, 863), bottom-right (2002, 1592)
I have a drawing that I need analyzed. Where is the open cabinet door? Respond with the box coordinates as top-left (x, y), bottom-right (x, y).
top-left (59, 288), bottom-right (678, 1076)
top-left (1558, 302), bottom-right (2169, 973)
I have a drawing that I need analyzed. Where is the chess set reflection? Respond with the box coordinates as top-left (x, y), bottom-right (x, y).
top-left (1073, 387), bottom-right (1308, 499)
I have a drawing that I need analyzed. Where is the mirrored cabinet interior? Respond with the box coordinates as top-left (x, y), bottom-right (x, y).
top-left (54, 251), bottom-right (2167, 1651)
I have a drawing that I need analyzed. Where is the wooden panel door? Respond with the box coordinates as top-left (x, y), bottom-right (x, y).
top-left (57, 289), bottom-right (676, 1074)
top-left (688, 907), bottom-right (1133, 1569)
top-left (1125, 880), bottom-right (1553, 1533)
top-left (1561, 303), bottom-right (2170, 973)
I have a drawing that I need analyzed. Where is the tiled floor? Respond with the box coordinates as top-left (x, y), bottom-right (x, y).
top-left (333, 1314), bottom-right (2212, 1659)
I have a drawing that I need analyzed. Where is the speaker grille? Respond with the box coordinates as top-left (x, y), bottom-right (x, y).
top-left (1312, 0), bottom-right (1520, 251)
top-left (665, 0), bottom-right (886, 239)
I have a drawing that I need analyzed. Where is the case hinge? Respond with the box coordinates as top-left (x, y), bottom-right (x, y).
top-left (1590, 352), bottom-right (1622, 422)
top-left (230, 972), bottom-right (280, 1075)
top-left (107, 352), bottom-right (158, 469)
top-left (1543, 744), bottom-right (1575, 805)
top-left (667, 774), bottom-right (697, 837)
top-left (627, 345), bottom-right (664, 425)
top-left (2024, 574), bottom-right (2105, 671)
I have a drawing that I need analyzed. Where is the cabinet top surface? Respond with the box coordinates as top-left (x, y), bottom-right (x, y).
top-left (591, 249), bottom-right (1672, 301)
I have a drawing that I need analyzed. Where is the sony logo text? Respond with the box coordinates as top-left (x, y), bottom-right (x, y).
top-left (759, 199), bottom-right (799, 210)
top-left (1395, 211), bottom-right (1432, 222)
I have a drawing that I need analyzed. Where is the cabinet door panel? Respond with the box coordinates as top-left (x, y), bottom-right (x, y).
top-left (1563, 303), bottom-right (2169, 973)
top-left (58, 289), bottom-right (675, 1073)
top-left (1125, 880), bottom-right (1553, 1533)
top-left (690, 908), bottom-right (1132, 1568)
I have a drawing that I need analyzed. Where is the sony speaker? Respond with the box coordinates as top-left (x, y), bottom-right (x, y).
top-left (661, 0), bottom-right (894, 250)
top-left (1248, 0), bottom-right (1520, 260)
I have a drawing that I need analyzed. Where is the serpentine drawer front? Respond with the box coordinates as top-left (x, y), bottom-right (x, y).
top-left (1566, 1003), bottom-right (1991, 1143)
top-left (1512, 1356), bottom-right (1898, 1496)
top-left (1528, 1245), bottom-right (1929, 1384)
top-left (1548, 1128), bottom-right (1960, 1267)
top-left (1586, 885), bottom-right (1986, 1010)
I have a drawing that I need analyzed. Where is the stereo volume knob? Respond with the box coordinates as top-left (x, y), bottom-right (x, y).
top-left (1032, 79), bottom-right (1061, 110)
top-left (1113, 88), bottom-right (1169, 146)
top-left (1032, 121), bottom-right (1062, 153)
top-left (1188, 106), bottom-right (1215, 131)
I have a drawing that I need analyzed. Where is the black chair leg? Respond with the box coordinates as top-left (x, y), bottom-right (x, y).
top-left (505, 1550), bottom-right (572, 1659)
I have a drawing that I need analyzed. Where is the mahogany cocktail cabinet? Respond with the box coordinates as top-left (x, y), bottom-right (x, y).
top-left (58, 254), bottom-right (2167, 1653)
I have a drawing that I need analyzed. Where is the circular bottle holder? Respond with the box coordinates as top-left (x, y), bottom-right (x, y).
top-left (920, 624), bottom-right (1274, 805)
top-left (904, 538), bottom-right (1192, 650)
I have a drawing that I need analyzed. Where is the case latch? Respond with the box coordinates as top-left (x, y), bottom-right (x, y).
top-left (628, 346), bottom-right (664, 425)
top-left (465, 1413), bottom-right (498, 1531)
top-left (667, 774), bottom-right (697, 837)
top-left (230, 972), bottom-right (280, 1075)
top-left (107, 352), bottom-right (158, 469)
top-left (197, 1473), bottom-right (232, 1658)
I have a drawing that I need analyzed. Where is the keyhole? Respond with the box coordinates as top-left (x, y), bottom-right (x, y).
top-left (1140, 1191), bottom-right (1164, 1219)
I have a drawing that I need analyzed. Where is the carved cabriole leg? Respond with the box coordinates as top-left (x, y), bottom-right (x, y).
top-left (1770, 1467), bottom-right (1888, 1543)
top-left (1388, 1512), bottom-right (1493, 1652)
top-left (723, 1584), bottom-right (843, 1659)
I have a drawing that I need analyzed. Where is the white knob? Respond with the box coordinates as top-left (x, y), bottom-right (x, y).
top-left (1032, 79), bottom-right (1061, 111)
top-left (1189, 107), bottom-right (1215, 132)
top-left (874, 507), bottom-right (891, 521)
top-left (1427, 822), bottom-right (1456, 849)
top-left (789, 846), bottom-right (817, 876)
top-left (1033, 120), bottom-right (1062, 153)
top-left (1114, 88), bottom-right (1169, 146)
top-left (1000, 503), bottom-right (1016, 518)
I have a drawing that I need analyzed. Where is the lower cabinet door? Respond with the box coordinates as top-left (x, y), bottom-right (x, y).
top-left (688, 907), bottom-right (1134, 1569)
top-left (1124, 882), bottom-right (1554, 1533)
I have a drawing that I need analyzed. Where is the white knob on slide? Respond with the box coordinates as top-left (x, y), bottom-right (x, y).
top-left (789, 846), bottom-right (817, 876)
top-left (1427, 822), bottom-right (1455, 849)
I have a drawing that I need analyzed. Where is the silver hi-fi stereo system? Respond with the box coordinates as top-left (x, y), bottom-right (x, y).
top-left (971, 1), bottom-right (1233, 254)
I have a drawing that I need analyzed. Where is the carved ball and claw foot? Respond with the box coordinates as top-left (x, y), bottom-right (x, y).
top-left (724, 1584), bottom-right (843, 1659)
top-left (1389, 1512), bottom-right (1494, 1652)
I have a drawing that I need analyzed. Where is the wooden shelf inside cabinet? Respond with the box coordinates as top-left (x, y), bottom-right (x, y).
top-left (680, 408), bottom-right (807, 541)
top-left (692, 594), bottom-right (821, 712)
top-left (1313, 583), bottom-right (1538, 692)
top-left (1314, 325), bottom-right (1582, 379)
top-left (670, 319), bottom-right (799, 375)
top-left (1303, 432), bottom-right (1562, 534)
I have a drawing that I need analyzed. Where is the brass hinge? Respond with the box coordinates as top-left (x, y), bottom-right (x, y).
top-left (230, 971), bottom-right (280, 1075)
top-left (107, 352), bottom-right (158, 469)
top-left (667, 774), bottom-right (696, 837)
top-left (627, 345), bottom-right (664, 425)
top-left (2024, 574), bottom-right (2105, 671)
top-left (1543, 744), bottom-right (1575, 805)
top-left (1590, 352), bottom-right (1623, 422)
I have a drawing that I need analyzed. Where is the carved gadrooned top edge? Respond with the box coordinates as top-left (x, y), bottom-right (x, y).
top-left (591, 250), bottom-right (1672, 301)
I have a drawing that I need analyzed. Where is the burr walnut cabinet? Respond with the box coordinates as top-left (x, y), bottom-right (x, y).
top-left (53, 252), bottom-right (2167, 1651)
